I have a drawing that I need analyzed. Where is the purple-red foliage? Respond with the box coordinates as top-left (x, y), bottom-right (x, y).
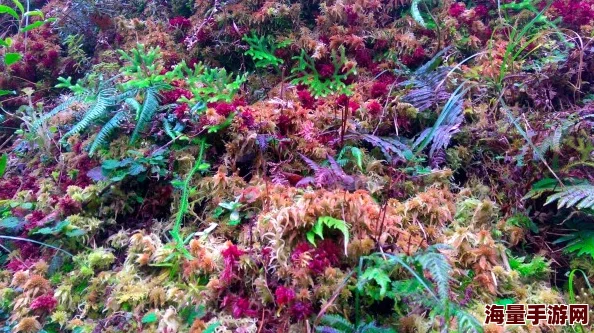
top-left (58, 196), bottom-right (82, 216)
top-left (401, 46), bottom-right (426, 67)
top-left (221, 243), bottom-right (244, 283)
top-left (551, 0), bottom-right (594, 29)
top-left (345, 5), bottom-right (359, 26)
top-left (291, 240), bottom-right (342, 274)
top-left (355, 48), bottom-right (374, 70)
top-left (366, 100), bottom-right (383, 117)
top-left (370, 81), bottom-right (388, 98)
top-left (290, 301), bottom-right (313, 321)
top-left (222, 295), bottom-right (259, 318)
top-left (169, 16), bottom-right (192, 30)
top-left (297, 89), bottom-right (316, 109)
top-left (316, 63), bottom-right (335, 79)
top-left (449, 2), bottom-right (466, 17)
top-left (275, 286), bottom-right (295, 306)
top-left (30, 294), bottom-right (57, 312)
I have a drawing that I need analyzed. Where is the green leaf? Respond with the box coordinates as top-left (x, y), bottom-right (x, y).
top-left (0, 5), bottom-right (19, 19)
top-left (141, 312), bottom-right (158, 324)
top-left (0, 90), bottom-right (15, 97)
top-left (102, 160), bottom-right (121, 170)
top-left (4, 52), bottom-right (22, 66)
top-left (0, 217), bottom-right (20, 229)
top-left (20, 20), bottom-right (44, 33)
top-left (495, 298), bottom-right (515, 306)
top-left (12, 0), bottom-right (24, 14)
top-left (65, 229), bottom-right (86, 237)
top-left (360, 267), bottom-right (391, 299)
top-left (0, 37), bottom-right (12, 47)
top-left (0, 154), bottom-right (7, 177)
top-left (203, 323), bottom-right (221, 333)
top-left (23, 10), bottom-right (44, 19)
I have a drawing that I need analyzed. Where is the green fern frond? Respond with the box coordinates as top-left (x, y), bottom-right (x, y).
top-left (411, 0), bottom-right (426, 28)
top-left (32, 95), bottom-right (82, 132)
top-left (124, 97), bottom-right (141, 119)
top-left (130, 88), bottom-right (160, 143)
top-left (545, 184), bottom-right (594, 209)
top-left (453, 306), bottom-right (483, 333)
top-left (88, 111), bottom-right (127, 156)
top-left (307, 216), bottom-right (350, 255)
top-left (318, 314), bottom-right (354, 332)
top-left (416, 250), bottom-right (451, 302)
top-left (61, 89), bottom-right (115, 142)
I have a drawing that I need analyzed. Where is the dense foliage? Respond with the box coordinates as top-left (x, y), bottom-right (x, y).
top-left (1, 0), bottom-right (594, 331)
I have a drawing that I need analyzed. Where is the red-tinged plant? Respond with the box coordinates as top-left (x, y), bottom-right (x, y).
top-left (449, 2), bottom-right (466, 17)
top-left (169, 16), bottom-right (192, 30)
top-left (316, 63), bottom-right (335, 79)
top-left (58, 196), bottom-right (82, 216)
top-left (221, 243), bottom-right (245, 283)
top-left (297, 89), bottom-right (316, 109)
top-left (275, 286), bottom-right (295, 306)
top-left (551, 0), bottom-right (594, 29)
top-left (366, 100), bottom-right (383, 117)
top-left (30, 294), bottom-right (57, 312)
top-left (222, 295), bottom-right (259, 318)
top-left (370, 81), bottom-right (389, 98)
top-left (290, 301), bottom-right (313, 321)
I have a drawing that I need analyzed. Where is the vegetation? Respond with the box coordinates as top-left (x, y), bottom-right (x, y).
top-left (0, 0), bottom-right (594, 332)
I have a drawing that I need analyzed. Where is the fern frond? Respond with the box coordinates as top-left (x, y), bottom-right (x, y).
top-left (131, 88), bottom-right (160, 143)
top-left (32, 95), bottom-right (82, 132)
top-left (416, 251), bottom-right (451, 302)
top-left (413, 84), bottom-right (468, 156)
top-left (61, 89), bottom-right (115, 142)
top-left (88, 111), bottom-right (127, 156)
top-left (453, 306), bottom-right (483, 333)
top-left (347, 134), bottom-right (412, 162)
top-left (411, 0), bottom-right (426, 28)
top-left (318, 314), bottom-right (354, 332)
top-left (545, 184), bottom-right (594, 209)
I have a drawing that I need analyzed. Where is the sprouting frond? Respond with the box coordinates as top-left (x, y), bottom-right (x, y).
top-left (545, 184), bottom-right (594, 209)
top-left (416, 250), bottom-right (451, 302)
top-left (61, 88), bottom-right (116, 142)
top-left (131, 88), bottom-right (160, 143)
top-left (88, 111), bottom-right (128, 156)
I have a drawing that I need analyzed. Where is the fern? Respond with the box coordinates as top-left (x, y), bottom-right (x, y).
top-left (243, 32), bottom-right (290, 69)
top-left (554, 231), bottom-right (594, 260)
top-left (410, 0), bottom-right (426, 28)
top-left (346, 134), bottom-right (412, 162)
top-left (317, 314), bottom-right (354, 332)
top-left (88, 111), bottom-right (127, 156)
top-left (544, 184), bottom-right (594, 209)
top-left (416, 250), bottom-right (451, 302)
top-left (307, 216), bottom-right (350, 255)
top-left (130, 87), bottom-right (160, 143)
top-left (60, 88), bottom-right (116, 142)
top-left (32, 95), bottom-right (82, 132)
top-left (400, 47), bottom-right (451, 111)
top-left (413, 84), bottom-right (468, 156)
top-left (315, 314), bottom-right (395, 333)
top-left (291, 46), bottom-right (357, 98)
top-left (453, 307), bottom-right (483, 333)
